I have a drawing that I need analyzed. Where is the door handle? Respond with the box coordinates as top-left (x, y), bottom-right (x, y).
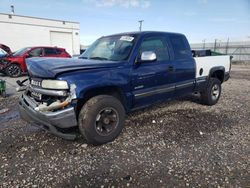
top-left (168, 66), bottom-right (174, 72)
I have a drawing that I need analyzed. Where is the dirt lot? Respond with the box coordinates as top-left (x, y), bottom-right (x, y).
top-left (0, 64), bottom-right (249, 187)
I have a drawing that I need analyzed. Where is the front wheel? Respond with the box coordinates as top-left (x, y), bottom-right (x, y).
top-left (78, 95), bottom-right (125, 145)
top-left (201, 78), bottom-right (221, 105)
top-left (6, 64), bottom-right (22, 77)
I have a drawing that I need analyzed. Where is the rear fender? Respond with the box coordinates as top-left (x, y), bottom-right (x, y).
top-left (209, 66), bottom-right (225, 83)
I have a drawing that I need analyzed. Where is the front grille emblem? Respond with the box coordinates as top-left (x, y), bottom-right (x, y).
top-left (31, 80), bottom-right (41, 87)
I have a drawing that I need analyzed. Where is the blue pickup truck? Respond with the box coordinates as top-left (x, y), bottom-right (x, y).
top-left (18, 31), bottom-right (231, 145)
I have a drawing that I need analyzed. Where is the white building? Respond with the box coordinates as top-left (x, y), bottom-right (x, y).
top-left (0, 13), bottom-right (80, 55)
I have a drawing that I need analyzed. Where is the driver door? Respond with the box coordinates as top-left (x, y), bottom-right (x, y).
top-left (131, 35), bottom-right (175, 109)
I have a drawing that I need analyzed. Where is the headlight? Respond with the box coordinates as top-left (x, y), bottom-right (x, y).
top-left (41, 80), bottom-right (69, 90)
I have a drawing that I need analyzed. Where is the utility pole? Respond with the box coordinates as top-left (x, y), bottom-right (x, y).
top-left (225, 37), bottom-right (229, 54)
top-left (202, 39), bottom-right (206, 49)
top-left (214, 39), bottom-right (217, 52)
top-left (10, 5), bottom-right (15, 14)
top-left (138, 20), bottom-right (144, 31)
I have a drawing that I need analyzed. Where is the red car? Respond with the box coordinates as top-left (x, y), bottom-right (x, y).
top-left (0, 46), bottom-right (71, 77)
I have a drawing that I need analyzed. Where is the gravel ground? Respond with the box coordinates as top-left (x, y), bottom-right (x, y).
top-left (0, 64), bottom-right (249, 187)
top-left (0, 73), bottom-right (27, 96)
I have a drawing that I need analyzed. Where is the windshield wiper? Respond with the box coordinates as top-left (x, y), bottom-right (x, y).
top-left (89, 56), bottom-right (108, 60)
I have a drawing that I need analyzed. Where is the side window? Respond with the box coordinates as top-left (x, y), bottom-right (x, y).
top-left (55, 49), bottom-right (62, 54)
top-left (139, 37), bottom-right (169, 61)
top-left (44, 48), bottom-right (57, 55)
top-left (29, 48), bottom-right (42, 57)
top-left (170, 36), bottom-right (191, 59)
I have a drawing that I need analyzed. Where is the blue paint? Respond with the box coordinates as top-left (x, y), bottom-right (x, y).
top-left (26, 31), bottom-right (200, 112)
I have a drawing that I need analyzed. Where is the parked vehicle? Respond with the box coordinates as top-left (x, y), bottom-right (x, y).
top-left (18, 31), bottom-right (231, 145)
top-left (0, 44), bottom-right (12, 55)
top-left (0, 46), bottom-right (71, 77)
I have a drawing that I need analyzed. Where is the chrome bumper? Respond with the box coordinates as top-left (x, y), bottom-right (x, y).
top-left (18, 93), bottom-right (78, 140)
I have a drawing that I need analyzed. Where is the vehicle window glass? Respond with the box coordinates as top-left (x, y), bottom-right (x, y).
top-left (55, 49), bottom-right (62, 54)
top-left (170, 36), bottom-right (191, 59)
top-left (79, 35), bottom-right (137, 61)
top-left (44, 48), bottom-right (57, 55)
top-left (139, 37), bottom-right (169, 61)
top-left (29, 48), bottom-right (42, 57)
top-left (12, 47), bottom-right (31, 56)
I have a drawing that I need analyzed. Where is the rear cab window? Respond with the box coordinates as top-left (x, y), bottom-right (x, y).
top-left (169, 35), bottom-right (192, 59)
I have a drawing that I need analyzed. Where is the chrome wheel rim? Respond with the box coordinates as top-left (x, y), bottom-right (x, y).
top-left (95, 107), bottom-right (119, 136)
top-left (211, 84), bottom-right (220, 101)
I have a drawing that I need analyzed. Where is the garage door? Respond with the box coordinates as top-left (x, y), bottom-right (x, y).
top-left (50, 31), bottom-right (73, 55)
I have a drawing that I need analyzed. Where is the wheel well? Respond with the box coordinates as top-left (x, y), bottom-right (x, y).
top-left (7, 62), bottom-right (21, 69)
top-left (210, 70), bottom-right (224, 83)
top-left (76, 86), bottom-right (126, 117)
top-left (9, 62), bottom-right (20, 66)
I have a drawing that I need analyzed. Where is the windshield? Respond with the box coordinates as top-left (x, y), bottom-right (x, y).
top-left (12, 47), bottom-right (31, 56)
top-left (79, 35), bottom-right (136, 61)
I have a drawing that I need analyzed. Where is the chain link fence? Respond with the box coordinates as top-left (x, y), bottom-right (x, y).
top-left (191, 40), bottom-right (250, 63)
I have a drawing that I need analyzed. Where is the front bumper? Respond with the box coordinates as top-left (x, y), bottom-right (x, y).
top-left (19, 93), bottom-right (78, 140)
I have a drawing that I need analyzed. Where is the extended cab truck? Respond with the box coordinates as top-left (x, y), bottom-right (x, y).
top-left (18, 31), bottom-right (231, 145)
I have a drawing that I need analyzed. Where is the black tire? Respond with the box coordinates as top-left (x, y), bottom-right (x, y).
top-left (6, 64), bottom-right (22, 77)
top-left (201, 78), bottom-right (221, 105)
top-left (78, 95), bottom-right (125, 145)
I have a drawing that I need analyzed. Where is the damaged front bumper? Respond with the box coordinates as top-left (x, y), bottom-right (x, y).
top-left (19, 93), bottom-right (78, 140)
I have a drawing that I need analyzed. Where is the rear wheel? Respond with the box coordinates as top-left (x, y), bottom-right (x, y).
top-left (201, 78), bottom-right (221, 105)
top-left (78, 95), bottom-right (125, 145)
top-left (6, 64), bottom-right (22, 77)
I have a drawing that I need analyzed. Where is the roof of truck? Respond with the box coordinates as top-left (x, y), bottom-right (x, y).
top-left (104, 31), bottom-right (184, 37)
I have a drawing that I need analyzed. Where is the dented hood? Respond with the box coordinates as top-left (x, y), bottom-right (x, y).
top-left (27, 57), bottom-right (123, 78)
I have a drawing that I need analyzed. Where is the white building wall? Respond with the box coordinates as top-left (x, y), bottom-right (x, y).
top-left (0, 13), bottom-right (80, 55)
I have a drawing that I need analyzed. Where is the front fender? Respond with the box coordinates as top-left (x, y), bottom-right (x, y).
top-left (57, 66), bottom-right (131, 99)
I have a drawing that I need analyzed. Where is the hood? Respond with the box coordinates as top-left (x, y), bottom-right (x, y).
top-left (27, 57), bottom-right (124, 78)
top-left (0, 44), bottom-right (12, 54)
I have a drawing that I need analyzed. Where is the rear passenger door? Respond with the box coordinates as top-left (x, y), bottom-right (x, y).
top-left (131, 35), bottom-right (175, 108)
top-left (168, 35), bottom-right (196, 96)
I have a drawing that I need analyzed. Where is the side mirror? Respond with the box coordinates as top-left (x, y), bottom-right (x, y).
top-left (139, 51), bottom-right (157, 63)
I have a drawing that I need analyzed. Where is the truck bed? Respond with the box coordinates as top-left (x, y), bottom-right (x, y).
top-left (194, 55), bottom-right (231, 79)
